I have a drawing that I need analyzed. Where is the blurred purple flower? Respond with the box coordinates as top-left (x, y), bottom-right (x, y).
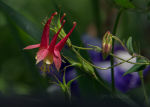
top-left (82, 34), bottom-right (149, 92)
top-left (37, 60), bottom-right (80, 96)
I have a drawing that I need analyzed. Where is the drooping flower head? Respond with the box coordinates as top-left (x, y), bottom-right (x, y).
top-left (24, 12), bottom-right (76, 71)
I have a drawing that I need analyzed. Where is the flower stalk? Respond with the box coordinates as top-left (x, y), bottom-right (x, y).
top-left (111, 9), bottom-right (123, 93)
top-left (138, 71), bottom-right (149, 105)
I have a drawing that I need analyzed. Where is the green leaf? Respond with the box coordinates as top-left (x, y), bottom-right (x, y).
top-left (126, 36), bottom-right (134, 54)
top-left (114, 0), bottom-right (135, 9)
top-left (123, 59), bottom-right (147, 76)
top-left (0, 1), bottom-right (41, 41)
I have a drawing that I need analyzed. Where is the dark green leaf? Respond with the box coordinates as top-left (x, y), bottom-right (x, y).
top-left (123, 59), bottom-right (147, 76)
top-left (126, 36), bottom-right (134, 54)
top-left (114, 0), bottom-right (135, 9)
top-left (0, 1), bottom-right (41, 41)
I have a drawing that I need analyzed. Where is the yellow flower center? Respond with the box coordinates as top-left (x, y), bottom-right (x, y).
top-left (43, 54), bottom-right (53, 65)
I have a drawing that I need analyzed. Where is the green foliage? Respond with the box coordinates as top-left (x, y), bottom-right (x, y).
top-left (126, 36), bottom-right (134, 54)
top-left (0, 1), bottom-right (41, 41)
top-left (82, 61), bottom-right (95, 75)
top-left (114, 0), bottom-right (135, 9)
top-left (123, 59), bottom-right (147, 76)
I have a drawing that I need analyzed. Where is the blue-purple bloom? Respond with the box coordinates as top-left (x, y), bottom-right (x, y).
top-left (82, 34), bottom-right (149, 92)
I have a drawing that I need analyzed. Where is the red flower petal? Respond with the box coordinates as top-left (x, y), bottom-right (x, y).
top-left (48, 20), bottom-right (66, 53)
top-left (40, 12), bottom-right (57, 49)
top-left (60, 13), bottom-right (66, 23)
top-left (53, 50), bottom-right (62, 71)
top-left (36, 49), bottom-right (49, 64)
top-left (24, 44), bottom-right (40, 50)
top-left (55, 22), bottom-right (76, 51)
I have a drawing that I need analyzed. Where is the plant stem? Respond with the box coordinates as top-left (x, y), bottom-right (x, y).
top-left (112, 36), bottom-right (128, 51)
top-left (111, 9), bottom-right (123, 93)
top-left (72, 45), bottom-right (93, 50)
top-left (91, 0), bottom-right (101, 37)
top-left (71, 47), bottom-right (111, 92)
top-left (72, 46), bottom-right (135, 70)
top-left (64, 87), bottom-right (71, 103)
top-left (138, 71), bottom-right (149, 105)
top-left (110, 53), bottom-right (150, 65)
top-left (72, 45), bottom-right (150, 65)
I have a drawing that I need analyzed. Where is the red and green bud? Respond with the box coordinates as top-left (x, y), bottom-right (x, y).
top-left (102, 31), bottom-right (112, 59)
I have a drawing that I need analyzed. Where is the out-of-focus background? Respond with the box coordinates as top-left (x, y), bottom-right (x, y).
top-left (1, 0), bottom-right (150, 106)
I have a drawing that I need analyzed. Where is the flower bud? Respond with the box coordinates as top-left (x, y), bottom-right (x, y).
top-left (102, 31), bottom-right (112, 59)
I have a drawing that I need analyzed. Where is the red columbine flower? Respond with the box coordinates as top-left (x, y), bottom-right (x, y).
top-left (24, 12), bottom-right (76, 71)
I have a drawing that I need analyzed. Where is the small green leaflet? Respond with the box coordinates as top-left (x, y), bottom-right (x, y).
top-left (114, 0), bottom-right (135, 9)
top-left (126, 36), bottom-right (134, 54)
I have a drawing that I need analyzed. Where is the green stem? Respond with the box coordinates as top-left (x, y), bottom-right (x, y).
top-left (64, 87), bottom-right (71, 103)
top-left (138, 71), bottom-right (149, 105)
top-left (72, 46), bottom-right (135, 70)
top-left (111, 35), bottom-right (150, 63)
top-left (112, 36), bottom-right (128, 51)
top-left (112, 36), bottom-right (150, 63)
top-left (72, 45), bottom-right (93, 50)
top-left (135, 54), bottom-right (150, 62)
top-left (72, 45), bottom-right (150, 65)
top-left (111, 9), bottom-right (123, 93)
top-left (71, 47), bottom-right (111, 92)
top-left (110, 53), bottom-right (150, 65)
top-left (112, 9), bottom-right (123, 34)
top-left (51, 74), bottom-right (71, 102)
top-left (91, 0), bottom-right (101, 36)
